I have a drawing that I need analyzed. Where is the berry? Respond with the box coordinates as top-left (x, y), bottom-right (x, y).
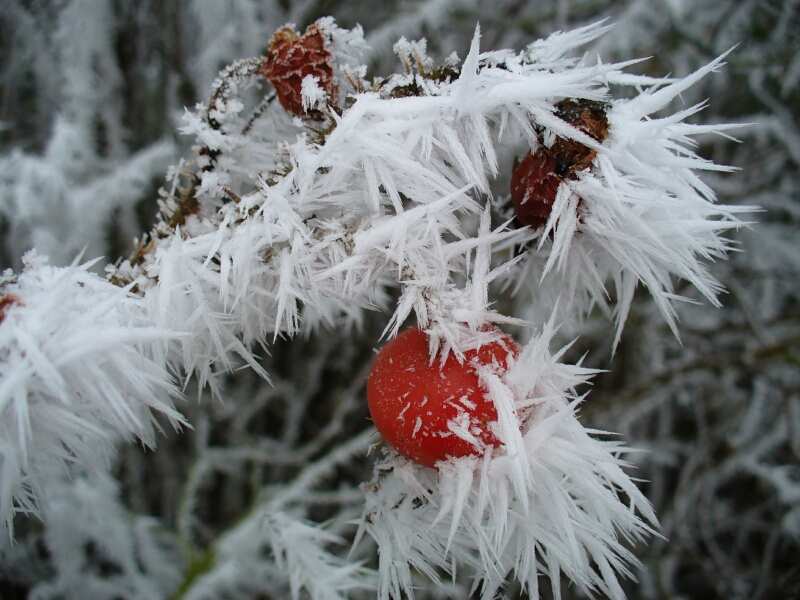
top-left (367, 326), bottom-right (521, 468)
top-left (510, 152), bottom-right (563, 228)
top-left (261, 22), bottom-right (336, 117)
top-left (511, 99), bottom-right (609, 228)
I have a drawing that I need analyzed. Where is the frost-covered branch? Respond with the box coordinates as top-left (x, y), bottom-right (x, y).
top-left (0, 7), bottom-right (772, 599)
top-left (0, 253), bottom-right (184, 531)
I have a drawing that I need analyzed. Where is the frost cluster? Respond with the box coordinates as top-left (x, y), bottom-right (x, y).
top-left (0, 252), bottom-right (184, 532)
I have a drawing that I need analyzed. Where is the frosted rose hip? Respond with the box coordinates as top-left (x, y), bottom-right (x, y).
top-left (367, 327), bottom-right (520, 468)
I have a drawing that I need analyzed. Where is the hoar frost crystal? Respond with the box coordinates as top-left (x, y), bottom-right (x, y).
top-left (0, 15), bottom-right (753, 600)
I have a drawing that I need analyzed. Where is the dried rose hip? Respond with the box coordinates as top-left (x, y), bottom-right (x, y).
top-left (261, 22), bottom-right (336, 117)
top-left (367, 326), bottom-right (521, 468)
top-left (510, 152), bottom-right (564, 229)
top-left (511, 99), bottom-right (609, 228)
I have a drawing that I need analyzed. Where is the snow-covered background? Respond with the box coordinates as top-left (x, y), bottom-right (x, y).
top-left (1, 1), bottom-right (798, 599)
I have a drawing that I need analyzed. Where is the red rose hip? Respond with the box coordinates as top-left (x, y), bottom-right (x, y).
top-left (367, 327), bottom-right (521, 468)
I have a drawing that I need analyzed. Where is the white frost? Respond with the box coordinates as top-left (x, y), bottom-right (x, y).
top-left (301, 75), bottom-right (327, 113)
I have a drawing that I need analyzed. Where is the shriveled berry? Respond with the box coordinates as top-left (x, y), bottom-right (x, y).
top-left (261, 22), bottom-right (336, 117)
top-left (367, 326), bottom-right (521, 468)
top-left (510, 152), bottom-right (562, 228)
top-left (510, 99), bottom-right (609, 228)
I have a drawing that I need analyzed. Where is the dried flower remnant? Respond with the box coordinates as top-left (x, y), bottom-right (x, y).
top-left (510, 99), bottom-right (609, 228)
top-left (367, 326), bottom-right (521, 468)
top-left (261, 22), bottom-right (336, 117)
